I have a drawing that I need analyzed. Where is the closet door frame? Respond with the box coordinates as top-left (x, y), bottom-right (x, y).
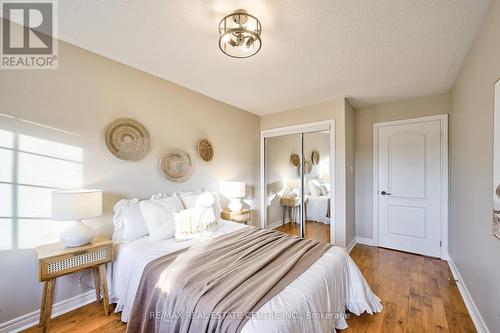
top-left (260, 119), bottom-right (336, 244)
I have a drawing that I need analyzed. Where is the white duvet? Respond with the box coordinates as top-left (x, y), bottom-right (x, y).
top-left (107, 220), bottom-right (382, 333)
top-left (306, 195), bottom-right (330, 224)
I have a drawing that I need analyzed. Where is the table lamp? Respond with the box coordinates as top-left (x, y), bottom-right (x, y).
top-left (220, 181), bottom-right (246, 212)
top-left (52, 189), bottom-right (102, 247)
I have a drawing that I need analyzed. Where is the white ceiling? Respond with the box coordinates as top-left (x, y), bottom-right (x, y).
top-left (56, 0), bottom-right (491, 115)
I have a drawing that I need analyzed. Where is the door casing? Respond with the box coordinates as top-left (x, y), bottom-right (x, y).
top-left (372, 114), bottom-right (449, 259)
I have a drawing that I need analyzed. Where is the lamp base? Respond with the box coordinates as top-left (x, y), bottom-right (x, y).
top-left (228, 198), bottom-right (243, 212)
top-left (60, 220), bottom-right (95, 247)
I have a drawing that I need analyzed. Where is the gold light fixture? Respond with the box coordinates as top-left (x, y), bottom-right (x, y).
top-left (218, 9), bottom-right (262, 58)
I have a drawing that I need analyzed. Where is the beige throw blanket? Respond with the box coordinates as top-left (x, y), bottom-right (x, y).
top-left (127, 227), bottom-right (331, 333)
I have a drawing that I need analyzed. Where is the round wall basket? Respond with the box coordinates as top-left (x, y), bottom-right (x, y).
top-left (312, 150), bottom-right (320, 165)
top-left (159, 148), bottom-right (192, 183)
top-left (304, 160), bottom-right (313, 174)
top-left (290, 153), bottom-right (300, 167)
top-left (104, 118), bottom-right (150, 161)
top-left (198, 139), bottom-right (214, 162)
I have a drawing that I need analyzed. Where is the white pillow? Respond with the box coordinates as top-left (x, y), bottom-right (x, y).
top-left (112, 199), bottom-right (149, 244)
top-left (288, 188), bottom-right (300, 198)
top-left (151, 192), bottom-right (169, 200)
top-left (179, 190), bottom-right (221, 223)
top-left (139, 195), bottom-right (184, 241)
top-left (174, 207), bottom-right (217, 240)
top-left (309, 179), bottom-right (323, 196)
top-left (320, 184), bottom-right (329, 196)
top-left (178, 189), bottom-right (205, 208)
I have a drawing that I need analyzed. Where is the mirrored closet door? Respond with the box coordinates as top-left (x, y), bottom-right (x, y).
top-left (263, 124), bottom-right (333, 243)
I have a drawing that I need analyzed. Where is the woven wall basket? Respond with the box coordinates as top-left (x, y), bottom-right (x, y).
top-left (104, 118), bottom-right (150, 161)
top-left (198, 139), bottom-right (214, 162)
top-left (304, 160), bottom-right (313, 174)
top-left (159, 148), bottom-right (192, 183)
top-left (290, 153), bottom-right (300, 167)
top-left (312, 150), bottom-right (320, 165)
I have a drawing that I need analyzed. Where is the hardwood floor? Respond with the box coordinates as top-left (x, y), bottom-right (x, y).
top-left (23, 245), bottom-right (475, 333)
top-left (273, 220), bottom-right (330, 243)
top-left (344, 245), bottom-right (476, 333)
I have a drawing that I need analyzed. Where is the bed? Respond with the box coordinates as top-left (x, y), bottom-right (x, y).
top-left (306, 195), bottom-right (330, 224)
top-left (107, 219), bottom-right (382, 333)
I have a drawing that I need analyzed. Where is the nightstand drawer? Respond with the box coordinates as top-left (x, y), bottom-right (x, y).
top-left (221, 209), bottom-right (251, 224)
top-left (230, 212), bottom-right (251, 222)
top-left (39, 245), bottom-right (112, 280)
top-left (37, 235), bottom-right (113, 282)
top-left (281, 197), bottom-right (300, 207)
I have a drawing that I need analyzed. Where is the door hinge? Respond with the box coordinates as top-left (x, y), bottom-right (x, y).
top-left (440, 241), bottom-right (442, 247)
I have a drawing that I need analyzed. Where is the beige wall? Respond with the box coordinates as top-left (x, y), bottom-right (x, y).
top-left (354, 93), bottom-right (451, 239)
top-left (0, 39), bottom-right (259, 324)
top-left (449, 0), bottom-right (500, 330)
top-left (260, 99), bottom-right (349, 246)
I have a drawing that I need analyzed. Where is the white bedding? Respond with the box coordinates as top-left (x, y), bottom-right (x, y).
top-left (107, 220), bottom-right (382, 333)
top-left (306, 195), bottom-right (330, 224)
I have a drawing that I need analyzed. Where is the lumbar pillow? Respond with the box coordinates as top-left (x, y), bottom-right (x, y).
top-left (139, 195), bottom-right (184, 241)
top-left (174, 207), bottom-right (218, 240)
top-left (112, 199), bottom-right (149, 244)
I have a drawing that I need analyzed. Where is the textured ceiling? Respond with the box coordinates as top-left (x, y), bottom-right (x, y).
top-left (55, 0), bottom-right (491, 115)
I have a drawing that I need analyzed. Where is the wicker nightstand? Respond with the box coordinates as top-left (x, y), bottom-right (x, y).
top-left (221, 209), bottom-right (252, 224)
top-left (35, 235), bottom-right (113, 332)
top-left (281, 196), bottom-right (302, 226)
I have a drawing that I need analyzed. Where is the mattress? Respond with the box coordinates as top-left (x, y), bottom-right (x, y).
top-left (107, 220), bottom-right (382, 333)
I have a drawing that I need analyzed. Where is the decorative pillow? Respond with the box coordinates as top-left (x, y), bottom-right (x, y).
top-left (112, 199), bottom-right (149, 244)
top-left (309, 179), bottom-right (323, 196)
top-left (320, 182), bottom-right (331, 195)
top-left (174, 207), bottom-right (217, 240)
top-left (320, 184), bottom-right (329, 196)
top-left (178, 190), bottom-right (221, 223)
top-left (139, 195), bottom-right (184, 241)
top-left (284, 187), bottom-right (299, 198)
top-left (178, 189), bottom-right (206, 208)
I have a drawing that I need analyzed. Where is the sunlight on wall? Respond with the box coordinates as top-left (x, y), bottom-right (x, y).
top-left (319, 157), bottom-right (330, 181)
top-left (0, 129), bottom-right (83, 250)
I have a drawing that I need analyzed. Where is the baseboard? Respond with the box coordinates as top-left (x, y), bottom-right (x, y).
top-left (346, 237), bottom-right (356, 254)
top-left (268, 219), bottom-right (295, 230)
top-left (0, 289), bottom-right (96, 333)
top-left (356, 237), bottom-right (375, 246)
top-left (447, 258), bottom-right (490, 333)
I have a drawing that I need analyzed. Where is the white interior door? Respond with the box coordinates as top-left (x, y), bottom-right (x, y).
top-left (377, 119), bottom-right (442, 257)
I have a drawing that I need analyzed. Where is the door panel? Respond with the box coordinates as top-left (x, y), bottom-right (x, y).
top-left (378, 120), bottom-right (441, 257)
top-left (388, 133), bottom-right (426, 198)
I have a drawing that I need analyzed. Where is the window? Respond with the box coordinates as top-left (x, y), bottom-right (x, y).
top-left (0, 129), bottom-right (83, 249)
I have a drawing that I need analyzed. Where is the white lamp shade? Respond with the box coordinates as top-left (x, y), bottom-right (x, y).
top-left (219, 181), bottom-right (246, 198)
top-left (52, 189), bottom-right (103, 221)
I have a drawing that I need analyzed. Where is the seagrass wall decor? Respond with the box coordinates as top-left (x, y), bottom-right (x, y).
top-left (304, 160), bottom-right (313, 174)
top-left (198, 139), bottom-right (214, 162)
top-left (159, 148), bottom-right (192, 183)
top-left (104, 118), bottom-right (150, 161)
top-left (312, 150), bottom-right (320, 165)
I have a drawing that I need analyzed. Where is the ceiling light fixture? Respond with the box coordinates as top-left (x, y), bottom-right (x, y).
top-left (218, 9), bottom-right (262, 58)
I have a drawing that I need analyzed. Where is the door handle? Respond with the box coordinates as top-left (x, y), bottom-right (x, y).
top-left (381, 191), bottom-right (391, 196)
